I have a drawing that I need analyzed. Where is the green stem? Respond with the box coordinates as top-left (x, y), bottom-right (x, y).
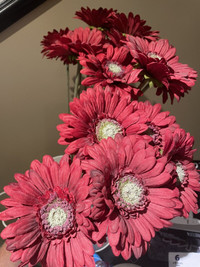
top-left (66, 64), bottom-right (70, 113)
top-left (74, 63), bottom-right (82, 99)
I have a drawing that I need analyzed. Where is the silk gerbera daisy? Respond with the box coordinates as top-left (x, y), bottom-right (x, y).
top-left (75, 7), bottom-right (116, 29)
top-left (57, 85), bottom-right (148, 155)
top-left (110, 12), bottom-right (159, 41)
top-left (82, 135), bottom-right (181, 260)
top-left (41, 27), bottom-right (104, 64)
top-left (41, 28), bottom-right (75, 64)
top-left (163, 128), bottom-right (200, 217)
top-left (0, 155), bottom-right (95, 267)
top-left (67, 27), bottom-right (104, 56)
top-left (79, 45), bottom-right (142, 96)
top-left (137, 101), bottom-right (179, 155)
top-left (125, 37), bottom-right (197, 103)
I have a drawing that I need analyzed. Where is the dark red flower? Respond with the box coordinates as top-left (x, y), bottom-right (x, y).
top-left (57, 86), bottom-right (148, 155)
top-left (125, 37), bottom-right (197, 103)
top-left (0, 155), bottom-right (95, 267)
top-left (82, 135), bottom-right (181, 260)
top-left (110, 12), bottom-right (159, 41)
top-left (41, 28), bottom-right (75, 64)
top-left (105, 29), bottom-right (127, 48)
top-left (75, 7), bottom-right (116, 29)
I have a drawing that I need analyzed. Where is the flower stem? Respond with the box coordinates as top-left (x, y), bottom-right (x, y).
top-left (74, 63), bottom-right (82, 99)
top-left (141, 83), bottom-right (150, 94)
top-left (66, 64), bottom-right (70, 113)
top-left (138, 79), bottom-right (150, 94)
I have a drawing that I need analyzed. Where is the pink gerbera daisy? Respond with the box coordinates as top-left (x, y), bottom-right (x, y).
top-left (137, 101), bottom-right (179, 155)
top-left (79, 45), bottom-right (142, 97)
top-left (57, 86), bottom-right (148, 155)
top-left (125, 37), bottom-right (197, 103)
top-left (0, 155), bottom-right (95, 267)
top-left (82, 135), bottom-right (181, 260)
top-left (75, 7), bottom-right (116, 29)
top-left (163, 128), bottom-right (200, 217)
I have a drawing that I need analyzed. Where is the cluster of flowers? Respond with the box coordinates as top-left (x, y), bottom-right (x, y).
top-left (0, 7), bottom-right (199, 267)
top-left (41, 7), bottom-right (197, 103)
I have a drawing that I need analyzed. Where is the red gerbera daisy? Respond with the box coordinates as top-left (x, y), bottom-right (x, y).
top-left (41, 28), bottom-right (76, 64)
top-left (82, 135), bottom-right (181, 260)
top-left (75, 7), bottom-right (116, 29)
top-left (67, 27), bottom-right (104, 56)
top-left (79, 45), bottom-right (142, 96)
top-left (137, 101), bottom-right (179, 155)
top-left (173, 160), bottom-right (200, 217)
top-left (41, 27), bottom-right (104, 64)
top-left (57, 85), bottom-right (149, 155)
top-left (162, 128), bottom-right (200, 217)
top-left (110, 12), bottom-right (159, 41)
top-left (105, 28), bottom-right (127, 48)
top-left (125, 36), bottom-right (197, 103)
top-left (0, 155), bottom-right (95, 267)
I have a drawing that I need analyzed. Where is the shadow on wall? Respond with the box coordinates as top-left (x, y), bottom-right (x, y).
top-left (0, 0), bottom-right (61, 42)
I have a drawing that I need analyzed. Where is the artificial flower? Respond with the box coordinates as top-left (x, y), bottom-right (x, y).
top-left (0, 155), bottom-right (95, 267)
top-left (137, 100), bottom-right (179, 155)
top-left (110, 12), bottom-right (159, 41)
top-left (41, 27), bottom-right (104, 64)
top-left (125, 37), bottom-right (197, 103)
top-left (105, 28), bottom-right (127, 48)
top-left (162, 128), bottom-right (200, 217)
top-left (66, 27), bottom-right (104, 56)
top-left (57, 85), bottom-right (148, 155)
top-left (173, 160), bottom-right (200, 217)
top-left (41, 28), bottom-right (75, 64)
top-left (75, 7), bottom-right (116, 29)
top-left (82, 135), bottom-right (181, 260)
top-left (79, 45), bottom-right (142, 96)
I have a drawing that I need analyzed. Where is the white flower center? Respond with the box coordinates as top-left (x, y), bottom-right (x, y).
top-left (96, 119), bottom-right (122, 141)
top-left (176, 162), bottom-right (185, 184)
top-left (40, 191), bottom-right (75, 237)
top-left (148, 52), bottom-right (162, 60)
top-left (108, 62), bottom-right (122, 74)
top-left (48, 207), bottom-right (67, 227)
top-left (119, 180), bottom-right (143, 206)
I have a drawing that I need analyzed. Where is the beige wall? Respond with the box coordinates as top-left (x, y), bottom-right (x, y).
top-left (0, 0), bottom-right (199, 196)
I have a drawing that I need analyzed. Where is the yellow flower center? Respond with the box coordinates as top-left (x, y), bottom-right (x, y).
top-left (96, 119), bottom-right (122, 141)
top-left (108, 63), bottom-right (122, 74)
top-left (119, 179), bottom-right (143, 206)
top-left (176, 162), bottom-right (186, 184)
top-left (148, 52), bottom-right (162, 60)
top-left (48, 207), bottom-right (68, 227)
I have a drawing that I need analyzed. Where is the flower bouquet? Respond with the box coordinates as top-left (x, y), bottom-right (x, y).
top-left (0, 7), bottom-right (199, 267)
